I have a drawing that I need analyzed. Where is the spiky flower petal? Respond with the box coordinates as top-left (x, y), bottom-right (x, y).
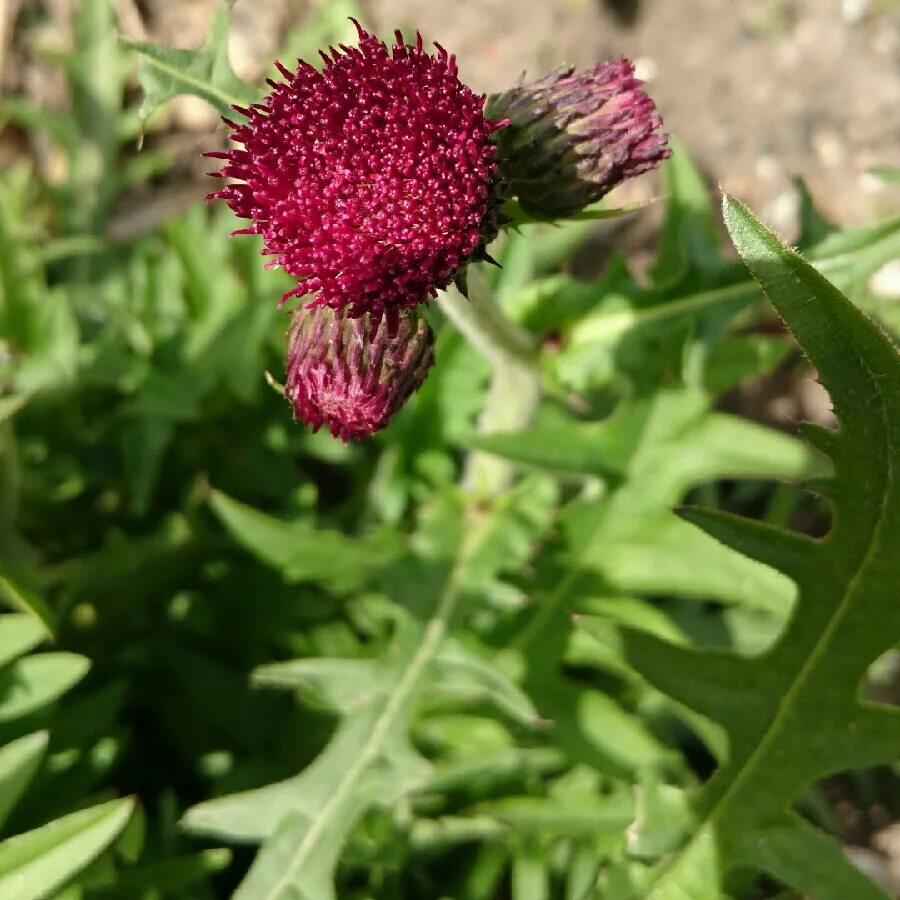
top-left (285, 305), bottom-right (434, 441)
top-left (207, 21), bottom-right (505, 320)
top-left (487, 59), bottom-right (670, 220)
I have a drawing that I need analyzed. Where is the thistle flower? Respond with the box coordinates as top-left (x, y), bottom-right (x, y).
top-left (487, 59), bottom-right (670, 220)
top-left (285, 305), bottom-right (435, 442)
top-left (207, 21), bottom-right (506, 322)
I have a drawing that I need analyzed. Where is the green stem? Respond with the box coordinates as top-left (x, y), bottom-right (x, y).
top-left (438, 266), bottom-right (535, 368)
top-left (437, 266), bottom-right (541, 496)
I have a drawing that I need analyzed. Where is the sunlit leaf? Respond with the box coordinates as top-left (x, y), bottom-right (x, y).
top-left (124, 3), bottom-right (257, 122)
top-left (0, 797), bottom-right (134, 900)
top-left (625, 196), bottom-right (900, 898)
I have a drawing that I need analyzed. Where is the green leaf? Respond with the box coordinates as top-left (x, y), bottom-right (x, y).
top-left (96, 847), bottom-right (232, 897)
top-left (0, 396), bottom-right (31, 425)
top-left (484, 788), bottom-right (631, 839)
top-left (457, 474), bottom-right (558, 606)
top-left (252, 658), bottom-right (387, 715)
top-left (0, 577), bottom-right (55, 635)
top-left (736, 813), bottom-right (889, 900)
top-left (0, 615), bottom-right (47, 668)
top-left (511, 853), bottom-right (548, 900)
top-left (473, 407), bottom-right (819, 484)
top-left (209, 490), bottom-right (402, 591)
top-left (626, 195), bottom-right (900, 897)
top-left (702, 334), bottom-right (792, 393)
top-left (591, 512), bottom-right (793, 612)
top-left (0, 654), bottom-right (90, 722)
top-left (652, 142), bottom-right (723, 284)
top-left (184, 504), bottom-right (539, 899)
top-left (0, 797), bottom-right (134, 900)
top-left (546, 186), bottom-right (900, 393)
top-left (0, 732), bottom-right (49, 830)
top-left (123, 2), bottom-right (258, 122)
top-left (502, 198), bottom-right (646, 227)
top-left (792, 176), bottom-right (836, 249)
top-left (432, 639), bottom-right (540, 727)
top-left (184, 630), bottom-right (431, 895)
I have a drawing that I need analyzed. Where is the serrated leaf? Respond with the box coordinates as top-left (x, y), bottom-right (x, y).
top-left (475, 395), bottom-right (820, 486)
top-left (432, 639), bottom-right (540, 727)
top-left (593, 512), bottom-right (794, 612)
top-left (252, 658), bottom-right (386, 715)
top-left (736, 813), bottom-right (889, 900)
top-left (183, 687), bottom-right (428, 846)
top-left (547, 156), bottom-right (900, 394)
top-left (209, 490), bottom-right (402, 591)
top-left (185, 641), bottom-right (430, 898)
top-left (0, 797), bottom-right (134, 900)
top-left (123, 3), bottom-right (257, 122)
top-left (626, 196), bottom-right (900, 898)
top-left (184, 499), bottom-right (547, 898)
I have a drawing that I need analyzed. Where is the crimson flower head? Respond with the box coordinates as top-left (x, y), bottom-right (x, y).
top-left (285, 305), bottom-right (434, 442)
top-left (487, 59), bottom-right (670, 220)
top-left (207, 21), bottom-right (506, 322)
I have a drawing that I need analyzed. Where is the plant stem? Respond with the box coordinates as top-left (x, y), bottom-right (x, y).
top-left (437, 266), bottom-right (541, 496)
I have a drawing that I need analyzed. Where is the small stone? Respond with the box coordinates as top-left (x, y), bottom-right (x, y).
top-left (633, 57), bottom-right (657, 82)
top-left (842, 0), bottom-right (871, 25)
top-left (812, 128), bottom-right (847, 169)
top-left (870, 260), bottom-right (900, 299)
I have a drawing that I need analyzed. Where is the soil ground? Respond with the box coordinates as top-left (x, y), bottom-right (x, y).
top-left (5, 0), bottom-right (899, 234)
top-left (364, 0), bottom-right (900, 233)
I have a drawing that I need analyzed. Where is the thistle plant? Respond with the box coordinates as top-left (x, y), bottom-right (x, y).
top-left (9, 5), bottom-right (899, 899)
top-left (204, 21), bottom-right (669, 439)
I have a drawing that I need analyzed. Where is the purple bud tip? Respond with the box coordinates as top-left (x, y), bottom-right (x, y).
top-left (488, 58), bottom-right (671, 220)
top-left (284, 305), bottom-right (435, 442)
top-left (206, 22), bottom-right (506, 319)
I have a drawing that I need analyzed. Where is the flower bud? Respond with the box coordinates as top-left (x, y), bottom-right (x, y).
top-left (285, 306), bottom-right (435, 442)
top-left (487, 59), bottom-right (670, 220)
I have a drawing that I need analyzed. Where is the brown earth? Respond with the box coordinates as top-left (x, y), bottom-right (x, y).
top-left (5, 0), bottom-right (899, 235)
top-left (364, 0), bottom-right (900, 233)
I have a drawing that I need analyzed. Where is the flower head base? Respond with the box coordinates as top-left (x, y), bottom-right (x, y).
top-left (285, 305), bottom-right (434, 442)
top-left (207, 21), bottom-right (506, 320)
top-left (487, 59), bottom-right (670, 220)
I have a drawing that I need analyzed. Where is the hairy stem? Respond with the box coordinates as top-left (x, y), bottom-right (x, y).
top-left (437, 266), bottom-right (541, 495)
